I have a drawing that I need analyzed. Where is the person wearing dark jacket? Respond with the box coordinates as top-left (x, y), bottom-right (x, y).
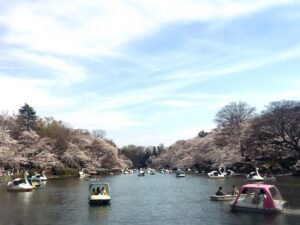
top-left (216, 187), bottom-right (225, 196)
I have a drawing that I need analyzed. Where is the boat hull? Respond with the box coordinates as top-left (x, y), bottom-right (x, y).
top-left (210, 195), bottom-right (237, 201)
top-left (89, 195), bottom-right (111, 205)
top-left (230, 205), bottom-right (283, 214)
top-left (7, 187), bottom-right (33, 192)
top-left (89, 199), bottom-right (110, 205)
top-left (208, 176), bottom-right (225, 179)
top-left (176, 175), bottom-right (185, 177)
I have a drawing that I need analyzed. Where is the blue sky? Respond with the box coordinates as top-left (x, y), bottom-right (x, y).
top-left (0, 0), bottom-right (300, 147)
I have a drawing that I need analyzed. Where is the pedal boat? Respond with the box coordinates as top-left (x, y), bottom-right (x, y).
top-left (31, 171), bottom-right (47, 182)
top-left (176, 171), bottom-right (186, 177)
top-left (207, 168), bottom-right (225, 179)
top-left (246, 168), bottom-right (264, 182)
top-left (88, 181), bottom-right (111, 205)
top-left (230, 183), bottom-right (287, 213)
top-left (210, 194), bottom-right (239, 201)
top-left (7, 172), bottom-right (33, 192)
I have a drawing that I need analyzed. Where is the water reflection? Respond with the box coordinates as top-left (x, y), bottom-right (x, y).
top-left (89, 205), bottom-right (111, 223)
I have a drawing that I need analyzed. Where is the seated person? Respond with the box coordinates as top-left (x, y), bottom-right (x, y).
top-left (216, 187), bottom-right (225, 196)
top-left (257, 189), bottom-right (266, 202)
top-left (253, 189), bottom-right (265, 204)
top-left (96, 187), bottom-right (101, 195)
top-left (101, 186), bottom-right (107, 195)
top-left (232, 185), bottom-right (239, 195)
top-left (91, 188), bottom-right (97, 195)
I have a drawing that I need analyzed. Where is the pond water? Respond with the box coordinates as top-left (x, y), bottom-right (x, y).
top-left (0, 173), bottom-right (300, 225)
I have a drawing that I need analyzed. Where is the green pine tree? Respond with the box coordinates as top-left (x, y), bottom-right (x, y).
top-left (17, 103), bottom-right (37, 131)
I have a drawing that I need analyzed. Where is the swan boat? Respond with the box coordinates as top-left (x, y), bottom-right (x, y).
top-left (176, 171), bottom-right (186, 177)
top-left (207, 168), bottom-right (225, 179)
top-left (247, 168), bottom-right (264, 182)
top-left (225, 169), bottom-right (235, 176)
top-left (79, 169), bottom-right (87, 178)
top-left (7, 172), bottom-right (33, 192)
top-left (30, 171), bottom-right (47, 182)
top-left (138, 170), bottom-right (145, 176)
top-left (88, 180), bottom-right (111, 205)
top-left (230, 183), bottom-right (287, 213)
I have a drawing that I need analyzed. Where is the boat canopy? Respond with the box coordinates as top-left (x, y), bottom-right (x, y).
top-left (269, 187), bottom-right (283, 201)
top-left (88, 180), bottom-right (110, 195)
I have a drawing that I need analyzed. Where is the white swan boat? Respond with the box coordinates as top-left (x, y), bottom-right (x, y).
top-left (247, 168), bottom-right (264, 181)
top-left (7, 172), bottom-right (33, 192)
top-left (138, 170), bottom-right (145, 176)
top-left (176, 171), bottom-right (186, 177)
top-left (31, 171), bottom-right (47, 182)
top-left (89, 180), bottom-right (111, 205)
top-left (207, 168), bottom-right (225, 179)
top-left (225, 169), bottom-right (235, 176)
top-left (79, 169), bottom-right (87, 178)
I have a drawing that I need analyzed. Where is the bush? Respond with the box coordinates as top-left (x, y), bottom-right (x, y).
top-left (51, 167), bottom-right (79, 176)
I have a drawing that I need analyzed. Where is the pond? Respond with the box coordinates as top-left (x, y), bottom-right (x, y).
top-left (0, 173), bottom-right (299, 225)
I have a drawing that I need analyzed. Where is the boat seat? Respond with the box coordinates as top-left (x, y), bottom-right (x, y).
top-left (243, 195), bottom-right (254, 204)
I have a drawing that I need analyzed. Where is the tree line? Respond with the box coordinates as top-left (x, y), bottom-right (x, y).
top-left (0, 103), bottom-right (109, 155)
top-left (213, 100), bottom-right (300, 163)
top-left (2, 100), bottom-right (299, 170)
top-left (0, 103), bottom-right (164, 169)
top-left (119, 144), bottom-right (166, 168)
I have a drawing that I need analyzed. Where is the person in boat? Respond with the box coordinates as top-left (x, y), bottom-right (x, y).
top-left (101, 186), bottom-right (107, 195)
top-left (258, 189), bottom-right (266, 202)
top-left (216, 187), bottom-right (225, 196)
top-left (253, 189), bottom-right (265, 204)
top-left (91, 188), bottom-right (97, 195)
top-left (96, 187), bottom-right (101, 195)
top-left (231, 185), bottom-right (239, 196)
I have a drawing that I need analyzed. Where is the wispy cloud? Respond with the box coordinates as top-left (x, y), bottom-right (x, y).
top-left (0, 0), bottom-right (294, 57)
top-left (9, 51), bottom-right (86, 83)
top-left (164, 47), bottom-right (300, 81)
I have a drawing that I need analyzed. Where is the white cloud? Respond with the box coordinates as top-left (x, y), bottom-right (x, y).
top-left (62, 110), bottom-right (144, 131)
top-left (0, 74), bottom-right (75, 114)
top-left (0, 0), bottom-right (294, 57)
top-left (220, 0), bottom-right (295, 18)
